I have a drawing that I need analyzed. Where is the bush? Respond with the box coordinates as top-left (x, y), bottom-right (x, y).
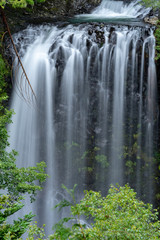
top-left (51, 184), bottom-right (160, 239)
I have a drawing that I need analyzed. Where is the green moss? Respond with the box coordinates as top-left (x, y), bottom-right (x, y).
top-left (155, 22), bottom-right (160, 60)
top-left (0, 54), bottom-right (10, 95)
top-left (50, 7), bottom-right (59, 12)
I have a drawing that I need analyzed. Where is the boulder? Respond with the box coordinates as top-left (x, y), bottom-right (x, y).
top-left (144, 16), bottom-right (159, 25)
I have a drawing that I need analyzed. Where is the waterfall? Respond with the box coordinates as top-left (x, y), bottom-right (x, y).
top-left (8, 0), bottom-right (157, 236)
top-left (92, 0), bottom-right (150, 17)
top-left (76, 0), bottom-right (151, 19)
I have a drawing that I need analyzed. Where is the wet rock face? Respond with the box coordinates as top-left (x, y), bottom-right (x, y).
top-left (72, 0), bottom-right (102, 14)
top-left (0, 0), bottom-right (102, 33)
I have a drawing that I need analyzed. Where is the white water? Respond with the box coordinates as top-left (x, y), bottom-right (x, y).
top-left (76, 0), bottom-right (151, 19)
top-left (8, 0), bottom-right (157, 236)
top-left (8, 23), bottom-right (158, 234)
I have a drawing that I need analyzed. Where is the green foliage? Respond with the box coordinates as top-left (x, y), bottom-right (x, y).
top-left (0, 53), bottom-right (48, 239)
top-left (141, 1), bottom-right (160, 60)
top-left (95, 154), bottom-right (109, 168)
top-left (80, 147), bottom-right (109, 173)
top-left (125, 160), bottom-right (136, 175)
top-left (64, 141), bottom-right (79, 150)
top-left (141, 0), bottom-right (160, 9)
top-left (0, 54), bottom-right (48, 200)
top-left (0, 54), bottom-right (12, 154)
top-left (0, 0), bottom-right (45, 8)
top-left (0, 119), bottom-right (48, 201)
top-left (0, 195), bottom-right (23, 224)
top-left (52, 185), bottom-right (160, 240)
top-left (26, 221), bottom-right (46, 240)
top-left (0, 53), bottom-right (9, 90)
top-left (0, 194), bottom-right (34, 240)
top-left (123, 134), bottom-right (139, 176)
top-left (51, 218), bottom-right (72, 240)
top-left (155, 23), bottom-right (160, 60)
top-left (14, 185), bottom-right (160, 239)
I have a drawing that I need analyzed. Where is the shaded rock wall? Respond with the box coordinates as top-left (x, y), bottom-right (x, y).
top-left (0, 0), bottom-right (102, 33)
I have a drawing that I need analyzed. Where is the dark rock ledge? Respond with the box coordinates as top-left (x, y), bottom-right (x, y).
top-left (0, 0), bottom-right (102, 33)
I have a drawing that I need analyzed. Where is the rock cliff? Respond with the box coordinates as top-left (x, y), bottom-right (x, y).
top-left (0, 0), bottom-right (102, 33)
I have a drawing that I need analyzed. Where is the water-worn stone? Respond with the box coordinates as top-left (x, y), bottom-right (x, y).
top-left (144, 16), bottom-right (159, 25)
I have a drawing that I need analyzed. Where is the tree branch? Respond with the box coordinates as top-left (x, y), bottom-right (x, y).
top-left (0, 7), bottom-right (37, 102)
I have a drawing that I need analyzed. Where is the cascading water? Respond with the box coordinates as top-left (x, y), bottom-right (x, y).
top-left (8, 0), bottom-right (158, 235)
top-left (76, 0), bottom-right (151, 20)
top-left (91, 0), bottom-right (150, 17)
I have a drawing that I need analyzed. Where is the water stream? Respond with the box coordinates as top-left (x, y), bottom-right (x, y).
top-left (74, 0), bottom-right (151, 24)
top-left (8, 0), bottom-right (158, 235)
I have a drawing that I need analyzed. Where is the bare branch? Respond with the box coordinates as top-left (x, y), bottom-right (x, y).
top-left (0, 6), bottom-right (37, 104)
